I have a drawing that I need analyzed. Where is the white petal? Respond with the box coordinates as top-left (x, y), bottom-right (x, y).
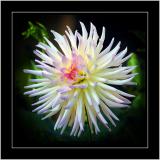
top-left (70, 84), bottom-right (88, 89)
top-left (70, 115), bottom-right (79, 136)
top-left (92, 103), bottom-right (100, 114)
top-left (58, 109), bottom-right (70, 128)
top-left (37, 94), bottom-right (60, 114)
top-left (36, 43), bottom-right (46, 50)
top-left (44, 37), bottom-right (55, 49)
top-left (51, 30), bottom-right (71, 58)
top-left (88, 87), bottom-right (100, 105)
top-left (98, 37), bottom-right (114, 57)
top-left (54, 109), bottom-right (65, 130)
top-left (77, 129), bottom-right (82, 137)
top-left (51, 94), bottom-right (61, 108)
top-left (98, 82), bottom-right (135, 97)
top-left (98, 92), bottom-right (129, 108)
top-left (85, 102), bottom-right (100, 132)
top-left (57, 86), bottom-right (72, 94)
top-left (32, 98), bottom-right (53, 112)
top-left (109, 91), bottom-right (131, 104)
top-left (74, 125), bottom-right (79, 136)
top-left (100, 26), bottom-right (106, 42)
top-left (41, 104), bottom-right (61, 120)
top-left (121, 53), bottom-right (133, 64)
top-left (65, 26), bottom-right (77, 49)
top-left (105, 76), bottom-right (135, 85)
top-left (96, 26), bottom-right (105, 54)
top-left (24, 82), bottom-right (48, 89)
top-left (39, 87), bottom-right (59, 100)
top-left (32, 94), bottom-right (53, 106)
top-left (23, 69), bottom-right (42, 76)
top-left (39, 42), bottom-right (60, 61)
top-left (86, 108), bottom-right (94, 134)
top-left (96, 57), bottom-right (113, 70)
top-left (29, 87), bottom-right (55, 97)
top-left (41, 71), bottom-right (53, 78)
top-left (97, 112), bottom-right (108, 124)
top-left (122, 66), bottom-right (137, 74)
top-left (29, 78), bottom-right (48, 83)
top-left (60, 119), bottom-right (70, 135)
top-left (98, 82), bottom-right (117, 91)
top-left (64, 98), bottom-right (75, 109)
top-left (99, 67), bottom-right (127, 77)
top-left (84, 89), bottom-right (92, 106)
top-left (98, 41), bottom-right (120, 64)
top-left (93, 26), bottom-right (99, 44)
top-left (126, 73), bottom-right (139, 78)
top-left (80, 21), bottom-right (88, 40)
top-left (99, 87), bottom-right (124, 103)
top-left (35, 59), bottom-right (53, 73)
top-left (33, 50), bottom-right (53, 65)
top-left (115, 47), bottom-right (128, 61)
top-left (37, 42), bottom-right (61, 61)
top-left (116, 89), bottom-right (135, 97)
top-left (24, 86), bottom-right (47, 95)
top-left (88, 22), bottom-right (94, 41)
top-left (101, 101), bottom-right (119, 121)
top-left (76, 95), bottom-right (83, 131)
top-left (101, 106), bottom-right (116, 127)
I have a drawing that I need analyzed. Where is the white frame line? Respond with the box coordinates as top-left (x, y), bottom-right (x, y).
top-left (11, 11), bottom-right (149, 149)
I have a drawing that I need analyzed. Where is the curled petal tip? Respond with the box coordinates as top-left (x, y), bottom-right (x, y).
top-left (118, 41), bottom-right (121, 46)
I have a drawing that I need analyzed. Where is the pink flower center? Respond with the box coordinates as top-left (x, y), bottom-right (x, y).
top-left (63, 63), bottom-right (79, 81)
top-left (60, 53), bottom-right (86, 83)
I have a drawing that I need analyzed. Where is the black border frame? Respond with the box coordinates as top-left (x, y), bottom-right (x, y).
top-left (1, 1), bottom-right (159, 159)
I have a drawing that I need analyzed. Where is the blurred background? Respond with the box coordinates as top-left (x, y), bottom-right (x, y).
top-left (13, 13), bottom-right (147, 147)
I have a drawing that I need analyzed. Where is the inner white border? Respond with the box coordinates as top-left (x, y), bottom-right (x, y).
top-left (11, 11), bottom-right (148, 149)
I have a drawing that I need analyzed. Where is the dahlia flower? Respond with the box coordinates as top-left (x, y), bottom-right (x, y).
top-left (24, 22), bottom-right (137, 137)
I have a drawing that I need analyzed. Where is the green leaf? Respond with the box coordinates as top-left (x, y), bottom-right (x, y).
top-left (127, 53), bottom-right (142, 87)
top-left (22, 21), bottom-right (49, 43)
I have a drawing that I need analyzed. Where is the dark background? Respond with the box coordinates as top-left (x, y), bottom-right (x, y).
top-left (2, 1), bottom-right (159, 159)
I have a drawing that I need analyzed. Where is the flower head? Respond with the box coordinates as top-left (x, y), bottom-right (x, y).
top-left (24, 22), bottom-right (137, 136)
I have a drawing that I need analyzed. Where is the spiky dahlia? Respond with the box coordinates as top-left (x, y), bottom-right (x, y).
top-left (24, 22), bottom-right (137, 137)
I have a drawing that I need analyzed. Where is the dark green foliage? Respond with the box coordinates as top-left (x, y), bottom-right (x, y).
top-left (22, 21), bottom-right (49, 43)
